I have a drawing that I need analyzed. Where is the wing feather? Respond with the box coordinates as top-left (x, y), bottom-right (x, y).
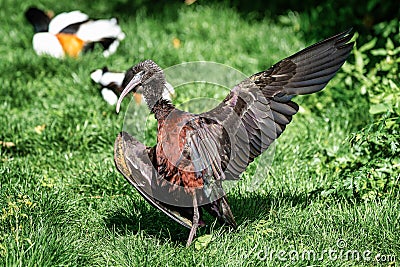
top-left (114, 131), bottom-right (192, 229)
top-left (201, 29), bottom-right (354, 179)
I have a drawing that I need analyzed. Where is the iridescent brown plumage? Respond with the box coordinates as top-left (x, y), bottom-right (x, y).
top-left (114, 29), bottom-right (354, 246)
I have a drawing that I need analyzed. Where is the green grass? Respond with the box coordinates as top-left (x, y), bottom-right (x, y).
top-left (1, 0), bottom-right (399, 266)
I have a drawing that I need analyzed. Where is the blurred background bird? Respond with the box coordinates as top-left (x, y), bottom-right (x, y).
top-left (91, 66), bottom-right (175, 106)
top-left (25, 6), bottom-right (125, 58)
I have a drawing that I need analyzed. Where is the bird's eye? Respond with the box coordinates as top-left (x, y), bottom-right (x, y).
top-left (136, 70), bottom-right (145, 79)
top-left (132, 70), bottom-right (145, 80)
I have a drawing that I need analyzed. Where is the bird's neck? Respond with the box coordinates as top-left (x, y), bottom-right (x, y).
top-left (151, 98), bottom-right (175, 120)
top-left (141, 79), bottom-right (175, 119)
top-left (142, 80), bottom-right (166, 109)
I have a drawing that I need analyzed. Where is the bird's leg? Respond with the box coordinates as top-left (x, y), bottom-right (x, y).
top-left (186, 193), bottom-right (199, 247)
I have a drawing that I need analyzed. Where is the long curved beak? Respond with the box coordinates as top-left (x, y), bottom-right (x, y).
top-left (116, 71), bottom-right (143, 114)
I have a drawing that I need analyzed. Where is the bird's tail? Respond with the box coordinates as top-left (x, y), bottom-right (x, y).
top-left (25, 7), bottom-right (51, 33)
top-left (205, 196), bottom-right (237, 229)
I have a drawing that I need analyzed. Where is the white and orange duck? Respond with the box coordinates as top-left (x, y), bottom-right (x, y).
top-left (25, 6), bottom-right (125, 58)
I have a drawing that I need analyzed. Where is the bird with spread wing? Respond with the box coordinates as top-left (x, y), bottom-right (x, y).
top-left (114, 29), bottom-right (354, 246)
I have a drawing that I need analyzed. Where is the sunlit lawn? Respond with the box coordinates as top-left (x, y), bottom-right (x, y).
top-left (0, 0), bottom-right (398, 266)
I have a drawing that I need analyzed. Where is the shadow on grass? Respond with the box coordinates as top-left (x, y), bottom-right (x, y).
top-left (110, 0), bottom-right (398, 43)
top-left (103, 189), bottom-right (319, 245)
top-left (104, 201), bottom-right (190, 245)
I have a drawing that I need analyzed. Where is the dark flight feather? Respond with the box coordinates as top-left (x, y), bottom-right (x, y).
top-left (203, 28), bottom-right (354, 180)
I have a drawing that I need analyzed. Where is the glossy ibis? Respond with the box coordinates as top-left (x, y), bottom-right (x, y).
top-left (114, 29), bottom-right (354, 246)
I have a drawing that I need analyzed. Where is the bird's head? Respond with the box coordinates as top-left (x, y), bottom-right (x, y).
top-left (116, 60), bottom-right (165, 113)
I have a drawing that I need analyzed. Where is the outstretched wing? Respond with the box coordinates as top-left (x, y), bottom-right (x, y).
top-left (114, 131), bottom-right (192, 229)
top-left (202, 29), bottom-right (354, 179)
